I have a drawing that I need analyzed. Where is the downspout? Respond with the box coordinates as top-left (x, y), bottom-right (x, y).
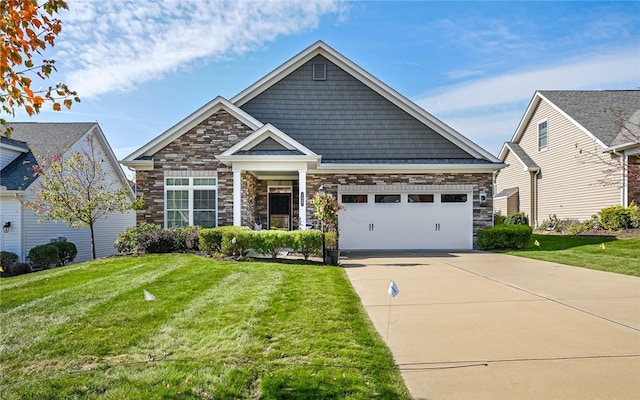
top-left (529, 169), bottom-right (540, 228)
top-left (622, 152), bottom-right (629, 207)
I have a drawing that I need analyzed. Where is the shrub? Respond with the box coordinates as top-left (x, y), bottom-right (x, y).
top-left (325, 230), bottom-right (339, 250)
top-left (504, 212), bottom-right (529, 226)
top-left (138, 230), bottom-right (178, 254)
top-left (10, 262), bottom-right (31, 276)
top-left (628, 203), bottom-right (640, 229)
top-left (29, 244), bottom-right (60, 269)
top-left (477, 225), bottom-right (532, 250)
top-left (199, 226), bottom-right (247, 255)
top-left (253, 230), bottom-right (292, 259)
top-left (493, 213), bottom-right (506, 226)
top-left (291, 230), bottom-right (323, 260)
top-left (115, 223), bottom-right (162, 254)
top-left (1, 251), bottom-right (19, 272)
top-left (172, 226), bottom-right (200, 252)
top-left (50, 242), bottom-right (77, 266)
top-left (599, 205), bottom-right (632, 231)
top-left (221, 229), bottom-right (254, 257)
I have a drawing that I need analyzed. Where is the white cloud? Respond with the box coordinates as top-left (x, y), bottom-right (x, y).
top-left (418, 49), bottom-right (640, 116)
top-left (56, 0), bottom-right (345, 99)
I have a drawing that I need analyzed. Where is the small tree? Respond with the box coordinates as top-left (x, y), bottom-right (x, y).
top-left (312, 191), bottom-right (344, 259)
top-left (25, 132), bottom-right (131, 259)
top-left (1, 0), bottom-right (80, 136)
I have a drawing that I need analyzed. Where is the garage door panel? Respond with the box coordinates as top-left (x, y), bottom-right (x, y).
top-left (338, 190), bottom-right (472, 250)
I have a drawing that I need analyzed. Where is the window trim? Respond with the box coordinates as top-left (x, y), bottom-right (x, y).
top-left (165, 177), bottom-right (218, 228)
top-left (538, 120), bottom-right (548, 151)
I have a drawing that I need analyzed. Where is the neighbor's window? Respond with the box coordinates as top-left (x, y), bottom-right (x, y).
top-left (441, 194), bottom-right (467, 203)
top-left (408, 194), bottom-right (434, 203)
top-left (375, 194), bottom-right (401, 203)
top-left (538, 120), bottom-right (548, 151)
top-left (342, 194), bottom-right (368, 203)
top-left (165, 177), bottom-right (217, 228)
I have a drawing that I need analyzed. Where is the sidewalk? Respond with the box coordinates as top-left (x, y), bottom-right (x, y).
top-left (342, 251), bottom-right (640, 400)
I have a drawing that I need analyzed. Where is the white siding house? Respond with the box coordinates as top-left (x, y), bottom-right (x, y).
top-left (495, 91), bottom-right (640, 227)
top-left (0, 123), bottom-right (135, 263)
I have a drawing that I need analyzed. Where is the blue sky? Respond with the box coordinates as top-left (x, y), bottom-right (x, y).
top-left (11, 0), bottom-right (640, 162)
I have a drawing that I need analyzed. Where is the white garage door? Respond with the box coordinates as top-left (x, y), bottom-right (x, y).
top-left (338, 189), bottom-right (473, 250)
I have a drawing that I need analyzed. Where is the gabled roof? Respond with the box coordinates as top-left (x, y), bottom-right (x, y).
top-left (499, 142), bottom-right (540, 171)
top-left (508, 90), bottom-right (640, 151)
top-left (232, 40), bottom-right (500, 163)
top-left (1, 123), bottom-right (133, 198)
top-left (8, 122), bottom-right (96, 165)
top-left (217, 123), bottom-right (320, 167)
top-left (220, 123), bottom-right (317, 157)
top-left (123, 96), bottom-right (262, 162)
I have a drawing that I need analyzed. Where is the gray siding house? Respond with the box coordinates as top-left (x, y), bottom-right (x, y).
top-left (122, 41), bottom-right (504, 250)
top-left (495, 90), bottom-right (640, 227)
top-left (0, 123), bottom-right (136, 263)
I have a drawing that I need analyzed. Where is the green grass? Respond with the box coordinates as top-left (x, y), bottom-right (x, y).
top-left (498, 234), bottom-right (640, 277)
top-left (0, 254), bottom-right (411, 399)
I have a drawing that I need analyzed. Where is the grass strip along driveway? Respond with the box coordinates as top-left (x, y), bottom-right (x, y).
top-left (499, 235), bottom-right (640, 277)
top-left (0, 254), bottom-right (410, 399)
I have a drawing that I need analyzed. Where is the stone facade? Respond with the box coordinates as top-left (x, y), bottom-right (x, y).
top-left (135, 109), bottom-right (253, 226)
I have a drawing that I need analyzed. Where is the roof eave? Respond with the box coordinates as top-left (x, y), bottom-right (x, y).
top-left (315, 162), bottom-right (506, 174)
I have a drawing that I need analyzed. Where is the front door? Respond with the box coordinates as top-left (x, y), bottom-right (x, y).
top-left (269, 193), bottom-right (291, 230)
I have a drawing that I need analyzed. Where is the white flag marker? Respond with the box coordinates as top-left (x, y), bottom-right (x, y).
top-left (143, 290), bottom-right (157, 301)
top-left (388, 280), bottom-right (399, 298)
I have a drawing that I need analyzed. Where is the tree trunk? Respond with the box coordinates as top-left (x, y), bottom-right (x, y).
top-left (89, 222), bottom-right (96, 259)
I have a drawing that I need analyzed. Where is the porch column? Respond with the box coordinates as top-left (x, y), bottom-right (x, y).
top-left (298, 169), bottom-right (307, 229)
top-left (233, 169), bottom-right (242, 226)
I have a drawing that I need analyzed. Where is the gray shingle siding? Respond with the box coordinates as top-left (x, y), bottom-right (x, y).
top-left (1, 151), bottom-right (37, 190)
top-left (241, 55), bottom-right (474, 162)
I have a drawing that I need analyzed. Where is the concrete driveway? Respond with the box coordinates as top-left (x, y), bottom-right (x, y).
top-left (342, 251), bottom-right (640, 400)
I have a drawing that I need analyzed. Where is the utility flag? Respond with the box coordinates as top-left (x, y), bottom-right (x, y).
top-left (143, 290), bottom-right (157, 301)
top-left (534, 240), bottom-right (540, 247)
top-left (600, 242), bottom-right (606, 250)
top-left (388, 280), bottom-right (399, 298)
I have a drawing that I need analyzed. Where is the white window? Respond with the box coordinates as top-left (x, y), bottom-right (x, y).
top-left (538, 120), bottom-right (548, 151)
top-left (165, 177), bottom-right (217, 228)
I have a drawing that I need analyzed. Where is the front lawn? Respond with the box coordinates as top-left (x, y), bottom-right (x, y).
top-left (0, 254), bottom-right (410, 399)
top-left (498, 234), bottom-right (640, 277)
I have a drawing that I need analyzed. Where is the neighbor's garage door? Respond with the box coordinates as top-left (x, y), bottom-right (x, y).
top-left (338, 190), bottom-right (473, 250)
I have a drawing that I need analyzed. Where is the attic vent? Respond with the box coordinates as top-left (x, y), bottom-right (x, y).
top-left (312, 62), bottom-right (326, 80)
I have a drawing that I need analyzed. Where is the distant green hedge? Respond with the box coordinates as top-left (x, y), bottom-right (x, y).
top-left (478, 224), bottom-right (532, 250)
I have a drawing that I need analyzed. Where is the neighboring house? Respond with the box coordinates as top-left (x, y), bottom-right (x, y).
top-left (495, 90), bottom-right (640, 227)
top-left (0, 123), bottom-right (136, 263)
top-left (122, 41), bottom-right (504, 250)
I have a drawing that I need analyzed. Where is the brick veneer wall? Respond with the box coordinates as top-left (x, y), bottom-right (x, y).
top-left (135, 110), bottom-right (253, 226)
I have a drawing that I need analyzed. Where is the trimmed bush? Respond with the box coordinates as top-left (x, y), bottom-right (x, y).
top-left (1, 251), bottom-right (19, 272)
top-left (253, 230), bottom-right (292, 259)
top-left (628, 203), bottom-right (640, 229)
top-left (221, 229), bottom-right (254, 257)
top-left (493, 213), bottom-right (506, 226)
top-left (291, 230), bottom-right (323, 260)
top-left (115, 223), bottom-right (162, 254)
top-left (51, 241), bottom-right (77, 266)
top-left (599, 205), bottom-right (632, 231)
top-left (10, 262), bottom-right (31, 276)
top-left (172, 226), bottom-right (200, 252)
top-left (199, 227), bottom-right (250, 255)
top-left (138, 230), bottom-right (178, 254)
top-left (504, 212), bottom-right (529, 226)
top-left (477, 224), bottom-right (532, 250)
top-left (29, 244), bottom-right (60, 269)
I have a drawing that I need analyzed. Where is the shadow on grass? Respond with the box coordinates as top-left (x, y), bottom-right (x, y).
top-left (501, 234), bottom-right (618, 253)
